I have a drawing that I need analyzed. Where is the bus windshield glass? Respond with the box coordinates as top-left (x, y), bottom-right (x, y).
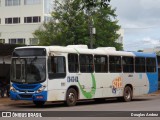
top-left (11, 57), bottom-right (46, 84)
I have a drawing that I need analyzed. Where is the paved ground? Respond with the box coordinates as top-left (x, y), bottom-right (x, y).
top-left (0, 90), bottom-right (159, 106)
top-left (0, 90), bottom-right (159, 107)
top-left (0, 91), bottom-right (159, 120)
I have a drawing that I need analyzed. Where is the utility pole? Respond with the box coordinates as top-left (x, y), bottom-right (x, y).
top-left (89, 16), bottom-right (93, 49)
top-left (89, 16), bottom-right (96, 49)
top-left (82, 0), bottom-right (110, 48)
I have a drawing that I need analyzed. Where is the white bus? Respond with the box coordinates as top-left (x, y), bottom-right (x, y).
top-left (10, 45), bottom-right (158, 106)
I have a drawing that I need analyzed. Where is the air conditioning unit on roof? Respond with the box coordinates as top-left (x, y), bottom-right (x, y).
top-left (67, 45), bottom-right (88, 49)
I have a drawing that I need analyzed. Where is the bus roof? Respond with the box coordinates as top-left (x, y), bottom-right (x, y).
top-left (14, 45), bottom-right (156, 57)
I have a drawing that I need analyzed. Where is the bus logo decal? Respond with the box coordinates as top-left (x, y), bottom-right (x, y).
top-left (112, 77), bottom-right (122, 94)
top-left (67, 76), bottom-right (78, 82)
top-left (78, 73), bottom-right (96, 99)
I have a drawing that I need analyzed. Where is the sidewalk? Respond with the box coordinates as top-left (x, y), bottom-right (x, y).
top-left (0, 97), bottom-right (32, 106)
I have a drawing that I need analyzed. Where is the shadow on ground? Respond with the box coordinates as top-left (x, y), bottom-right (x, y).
top-left (8, 97), bottom-right (152, 109)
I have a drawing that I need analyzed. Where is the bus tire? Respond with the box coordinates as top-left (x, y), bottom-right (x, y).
top-left (33, 101), bottom-right (45, 107)
top-left (122, 86), bottom-right (132, 102)
top-left (65, 88), bottom-right (77, 106)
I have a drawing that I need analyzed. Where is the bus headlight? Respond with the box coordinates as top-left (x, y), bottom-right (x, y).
top-left (36, 85), bottom-right (46, 93)
top-left (10, 86), bottom-right (17, 92)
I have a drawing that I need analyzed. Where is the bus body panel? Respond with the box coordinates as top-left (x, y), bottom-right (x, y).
top-left (10, 46), bottom-right (158, 103)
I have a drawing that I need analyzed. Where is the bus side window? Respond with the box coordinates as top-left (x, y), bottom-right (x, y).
top-left (79, 54), bottom-right (94, 73)
top-left (146, 58), bottom-right (156, 73)
top-left (135, 57), bottom-right (145, 73)
top-left (68, 54), bottom-right (79, 73)
top-left (51, 57), bottom-right (56, 73)
top-left (94, 55), bottom-right (108, 73)
top-left (122, 57), bottom-right (134, 73)
top-left (48, 56), bottom-right (66, 79)
top-left (109, 56), bottom-right (122, 73)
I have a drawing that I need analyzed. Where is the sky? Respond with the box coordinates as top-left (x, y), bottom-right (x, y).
top-left (110, 0), bottom-right (160, 51)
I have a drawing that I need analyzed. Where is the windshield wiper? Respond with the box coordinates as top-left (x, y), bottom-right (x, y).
top-left (30, 56), bottom-right (38, 65)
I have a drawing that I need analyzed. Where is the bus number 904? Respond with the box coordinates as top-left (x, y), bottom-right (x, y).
top-left (67, 76), bottom-right (78, 82)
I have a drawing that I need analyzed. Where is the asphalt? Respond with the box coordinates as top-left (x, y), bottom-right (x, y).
top-left (0, 90), bottom-right (159, 107)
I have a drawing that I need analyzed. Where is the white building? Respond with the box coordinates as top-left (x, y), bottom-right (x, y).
top-left (116, 29), bottom-right (124, 46)
top-left (0, 0), bottom-right (54, 45)
top-left (0, 0), bottom-right (124, 46)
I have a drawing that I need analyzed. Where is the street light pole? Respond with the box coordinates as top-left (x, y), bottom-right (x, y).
top-left (89, 16), bottom-right (93, 49)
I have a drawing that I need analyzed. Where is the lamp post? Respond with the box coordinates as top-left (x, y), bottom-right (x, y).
top-left (89, 18), bottom-right (96, 49)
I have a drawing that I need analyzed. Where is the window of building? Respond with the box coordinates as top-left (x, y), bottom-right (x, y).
top-left (68, 54), bottom-right (79, 73)
top-left (24, 0), bottom-right (41, 5)
top-left (13, 17), bottom-right (20, 23)
top-left (9, 38), bottom-right (25, 44)
top-left (29, 38), bottom-right (39, 45)
top-left (44, 16), bottom-right (52, 23)
top-left (0, 39), bottom-right (5, 44)
top-left (135, 57), bottom-right (145, 73)
top-left (24, 16), bottom-right (41, 23)
top-left (5, 0), bottom-right (20, 6)
top-left (79, 54), bottom-right (94, 73)
top-left (109, 56), bottom-right (121, 73)
top-left (122, 57), bottom-right (134, 73)
top-left (94, 55), bottom-right (108, 73)
top-left (0, 18), bottom-right (1, 24)
top-left (33, 16), bottom-right (40, 23)
top-left (48, 56), bottom-right (66, 79)
top-left (146, 58), bottom-right (156, 72)
top-left (5, 17), bottom-right (20, 24)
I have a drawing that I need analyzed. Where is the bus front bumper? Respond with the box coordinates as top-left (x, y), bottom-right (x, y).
top-left (10, 91), bottom-right (47, 101)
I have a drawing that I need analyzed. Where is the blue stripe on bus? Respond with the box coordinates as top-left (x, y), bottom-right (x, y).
top-left (133, 52), bottom-right (156, 57)
top-left (10, 83), bottom-right (47, 101)
top-left (147, 73), bottom-right (158, 93)
top-left (133, 52), bottom-right (158, 93)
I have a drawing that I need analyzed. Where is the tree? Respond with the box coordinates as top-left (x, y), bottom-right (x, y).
top-left (137, 50), bottom-right (143, 52)
top-left (34, 0), bottom-right (89, 46)
top-left (93, 6), bottom-right (122, 50)
top-left (34, 0), bottom-right (122, 50)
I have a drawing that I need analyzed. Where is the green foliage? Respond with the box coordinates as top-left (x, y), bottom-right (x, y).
top-left (137, 50), bottom-right (143, 52)
top-left (34, 0), bottom-right (123, 50)
top-left (92, 6), bottom-right (122, 50)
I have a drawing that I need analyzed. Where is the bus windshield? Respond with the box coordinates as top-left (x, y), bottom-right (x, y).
top-left (11, 57), bottom-right (46, 84)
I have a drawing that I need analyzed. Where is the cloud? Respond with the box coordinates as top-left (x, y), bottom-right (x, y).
top-left (141, 37), bottom-right (160, 45)
top-left (110, 0), bottom-right (160, 27)
top-left (124, 37), bottom-right (160, 51)
top-left (110, 0), bottom-right (160, 51)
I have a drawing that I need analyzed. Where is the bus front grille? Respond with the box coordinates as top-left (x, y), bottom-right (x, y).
top-left (19, 94), bottom-right (32, 99)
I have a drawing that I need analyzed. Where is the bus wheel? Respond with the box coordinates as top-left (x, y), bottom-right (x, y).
top-left (122, 86), bottom-right (132, 102)
top-left (33, 101), bottom-right (45, 107)
top-left (65, 88), bottom-right (77, 106)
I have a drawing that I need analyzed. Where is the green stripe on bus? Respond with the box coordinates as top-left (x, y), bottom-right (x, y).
top-left (74, 48), bottom-right (96, 98)
top-left (78, 73), bottom-right (96, 99)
